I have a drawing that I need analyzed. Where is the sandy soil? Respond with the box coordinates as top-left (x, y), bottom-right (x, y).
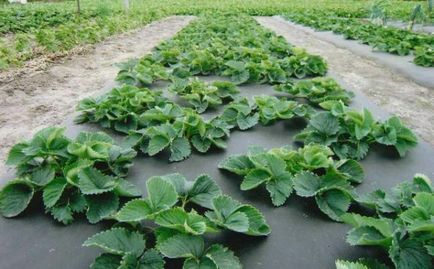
top-left (256, 16), bottom-right (434, 146)
top-left (0, 16), bottom-right (194, 176)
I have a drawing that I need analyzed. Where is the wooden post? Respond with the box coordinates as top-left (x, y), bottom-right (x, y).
top-left (76, 0), bottom-right (81, 15)
top-left (123, 0), bottom-right (129, 10)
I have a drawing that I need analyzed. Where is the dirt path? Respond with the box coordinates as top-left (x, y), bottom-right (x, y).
top-left (0, 16), bottom-right (194, 176)
top-left (256, 16), bottom-right (434, 147)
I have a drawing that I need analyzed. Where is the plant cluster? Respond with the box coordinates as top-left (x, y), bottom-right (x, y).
top-left (295, 100), bottom-right (417, 160)
top-left (169, 78), bottom-right (239, 113)
top-left (124, 14), bottom-right (328, 85)
top-left (0, 2), bottom-right (168, 69)
top-left (218, 96), bottom-right (311, 131)
top-left (274, 77), bottom-right (355, 105)
top-left (125, 108), bottom-right (231, 162)
top-left (0, 127), bottom-right (140, 224)
top-left (84, 173), bottom-right (270, 268)
top-left (219, 144), bottom-right (364, 221)
top-left (284, 11), bottom-right (434, 67)
top-left (341, 174), bottom-right (434, 269)
top-left (414, 45), bottom-right (434, 67)
top-left (75, 84), bottom-right (168, 134)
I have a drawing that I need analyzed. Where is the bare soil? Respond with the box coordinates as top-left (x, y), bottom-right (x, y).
top-left (256, 16), bottom-right (434, 146)
top-left (0, 16), bottom-right (194, 176)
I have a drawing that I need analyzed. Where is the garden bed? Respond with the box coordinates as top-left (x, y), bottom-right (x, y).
top-left (0, 14), bottom-right (432, 269)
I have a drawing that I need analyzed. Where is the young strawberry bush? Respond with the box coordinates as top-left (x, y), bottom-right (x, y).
top-left (218, 97), bottom-right (259, 131)
top-left (275, 77), bottom-right (355, 105)
top-left (414, 45), bottom-right (434, 67)
top-left (218, 96), bottom-right (311, 131)
top-left (341, 174), bottom-right (434, 269)
top-left (254, 95), bottom-right (311, 125)
top-left (84, 173), bottom-right (270, 268)
top-left (169, 77), bottom-right (239, 113)
top-left (116, 57), bottom-right (170, 86)
top-left (125, 109), bottom-right (231, 162)
top-left (219, 144), bottom-right (364, 221)
top-left (0, 127), bottom-right (140, 224)
top-left (75, 84), bottom-right (168, 134)
top-left (295, 101), bottom-right (417, 160)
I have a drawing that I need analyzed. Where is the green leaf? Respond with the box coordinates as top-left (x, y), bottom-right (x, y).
top-left (0, 179), bottom-right (34, 217)
top-left (389, 237), bottom-right (432, 269)
top-left (169, 137), bottom-right (191, 162)
top-left (84, 227), bottom-right (146, 257)
top-left (236, 205), bottom-right (271, 236)
top-left (78, 167), bottom-right (118, 195)
top-left (337, 159), bottom-right (364, 183)
top-left (293, 171), bottom-right (321, 197)
top-left (157, 233), bottom-right (204, 259)
top-left (69, 191), bottom-right (87, 213)
top-left (236, 114), bottom-right (258, 130)
top-left (43, 177), bottom-right (67, 208)
top-left (207, 195), bottom-right (270, 236)
top-left (335, 260), bottom-right (368, 269)
top-left (147, 176), bottom-right (178, 214)
top-left (183, 257), bottom-right (216, 269)
top-left (341, 213), bottom-right (394, 237)
top-left (188, 174), bottom-right (222, 209)
top-left (30, 164), bottom-right (56, 186)
top-left (6, 142), bottom-right (29, 165)
top-left (118, 253), bottom-right (138, 269)
top-left (114, 179), bottom-right (142, 198)
top-left (265, 175), bottom-right (293, 206)
top-left (241, 169), bottom-right (270, 190)
top-left (160, 173), bottom-right (188, 195)
top-left (221, 211), bottom-right (250, 233)
top-left (310, 112), bottom-right (340, 136)
top-left (90, 253), bottom-right (122, 269)
top-left (315, 189), bottom-right (352, 221)
top-left (139, 249), bottom-right (165, 269)
top-left (116, 199), bottom-right (152, 222)
top-left (85, 192), bottom-right (119, 223)
top-left (218, 155), bottom-right (254, 175)
top-left (50, 204), bottom-right (74, 225)
top-left (205, 244), bottom-right (242, 269)
top-left (147, 135), bottom-right (170, 156)
top-left (412, 173), bottom-right (433, 193)
top-left (413, 192), bottom-right (434, 215)
top-left (346, 226), bottom-right (391, 247)
top-left (155, 207), bottom-right (207, 235)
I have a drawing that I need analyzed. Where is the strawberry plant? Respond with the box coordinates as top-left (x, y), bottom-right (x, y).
top-left (75, 84), bottom-right (167, 134)
top-left (126, 109), bottom-right (231, 162)
top-left (275, 77), bottom-right (355, 105)
top-left (295, 101), bottom-right (417, 160)
top-left (414, 45), bottom-right (434, 67)
top-left (277, 48), bottom-right (328, 78)
top-left (254, 95), bottom-right (311, 125)
top-left (341, 174), bottom-right (434, 269)
top-left (84, 173), bottom-right (270, 268)
top-left (116, 57), bottom-right (169, 86)
top-left (0, 127), bottom-right (139, 224)
top-left (169, 78), bottom-right (239, 113)
top-left (219, 144), bottom-right (364, 220)
top-left (218, 97), bottom-right (259, 130)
